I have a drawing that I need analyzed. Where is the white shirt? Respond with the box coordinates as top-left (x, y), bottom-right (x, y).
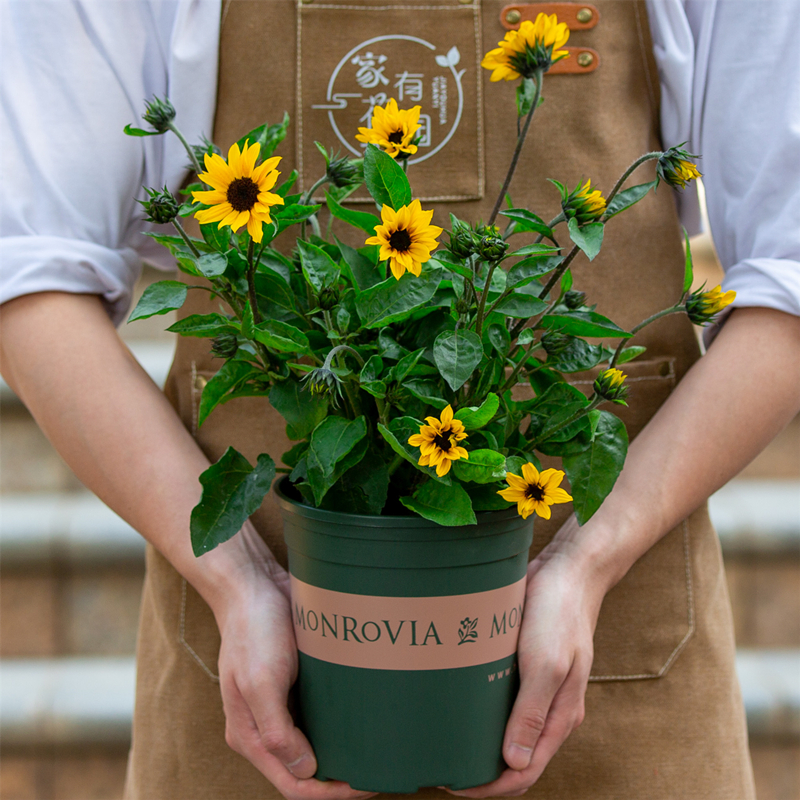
top-left (2, 0), bottom-right (799, 327)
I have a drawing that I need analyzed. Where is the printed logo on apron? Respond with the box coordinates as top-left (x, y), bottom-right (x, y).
top-left (297, 1), bottom-right (484, 202)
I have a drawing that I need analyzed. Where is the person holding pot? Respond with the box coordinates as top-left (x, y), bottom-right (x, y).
top-left (2, 1), bottom-right (799, 798)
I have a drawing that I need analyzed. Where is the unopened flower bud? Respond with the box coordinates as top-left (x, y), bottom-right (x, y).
top-left (657, 145), bottom-right (702, 190)
top-left (477, 233), bottom-right (509, 261)
top-left (564, 290), bottom-right (586, 310)
top-left (210, 332), bottom-right (239, 360)
top-left (318, 285), bottom-right (341, 311)
top-left (541, 331), bottom-right (572, 356)
top-left (685, 284), bottom-right (736, 325)
top-left (138, 186), bottom-right (179, 225)
top-left (142, 96), bottom-right (176, 134)
top-left (327, 154), bottom-right (363, 188)
top-left (561, 179), bottom-right (606, 225)
top-left (593, 367), bottom-right (629, 405)
top-left (447, 221), bottom-right (479, 260)
top-left (302, 366), bottom-right (342, 405)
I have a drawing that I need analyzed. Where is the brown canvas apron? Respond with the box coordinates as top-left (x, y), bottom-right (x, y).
top-left (124, 2), bottom-right (756, 797)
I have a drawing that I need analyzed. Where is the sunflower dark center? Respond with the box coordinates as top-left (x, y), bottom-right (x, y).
top-left (525, 483), bottom-right (545, 502)
top-left (227, 177), bottom-right (260, 213)
top-left (389, 228), bottom-right (412, 252)
top-left (433, 433), bottom-right (453, 452)
top-left (388, 130), bottom-right (404, 144)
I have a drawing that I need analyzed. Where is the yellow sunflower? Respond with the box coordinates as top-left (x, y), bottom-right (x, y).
top-left (497, 463), bottom-right (572, 520)
top-left (365, 200), bottom-right (442, 280)
top-left (481, 13), bottom-right (570, 82)
top-left (356, 98), bottom-right (421, 158)
top-left (686, 285), bottom-right (736, 325)
top-left (192, 140), bottom-right (284, 243)
top-left (408, 405), bottom-right (469, 478)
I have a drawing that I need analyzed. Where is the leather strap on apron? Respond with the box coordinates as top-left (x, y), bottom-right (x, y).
top-left (124, 3), bottom-right (756, 798)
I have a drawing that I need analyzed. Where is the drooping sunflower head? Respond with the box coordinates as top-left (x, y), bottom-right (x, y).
top-left (593, 367), bottom-right (629, 405)
top-left (192, 140), bottom-right (284, 243)
top-left (497, 463), bottom-right (572, 520)
top-left (560, 178), bottom-right (606, 225)
top-left (356, 99), bottom-right (421, 159)
top-left (365, 200), bottom-right (443, 280)
top-left (657, 145), bottom-right (702, 190)
top-left (481, 13), bottom-right (570, 82)
top-left (408, 405), bottom-right (469, 478)
top-left (686, 284), bottom-right (736, 325)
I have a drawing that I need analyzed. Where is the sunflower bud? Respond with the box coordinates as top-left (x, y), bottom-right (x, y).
top-left (561, 179), bottom-right (606, 225)
top-left (327, 153), bottom-right (363, 189)
top-left (476, 226), bottom-right (509, 261)
top-left (541, 331), bottom-right (572, 356)
top-left (142, 96), bottom-right (176, 134)
top-left (685, 285), bottom-right (736, 325)
top-left (138, 186), bottom-right (179, 225)
top-left (657, 145), bottom-right (702, 190)
top-left (593, 368), bottom-right (629, 405)
top-left (447, 220), bottom-right (479, 260)
top-left (210, 332), bottom-right (239, 360)
top-left (302, 366), bottom-right (342, 405)
top-left (318, 285), bottom-right (341, 311)
top-left (564, 290), bottom-right (586, 310)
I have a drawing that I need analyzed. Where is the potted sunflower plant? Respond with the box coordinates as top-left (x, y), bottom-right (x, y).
top-left (126, 12), bottom-right (731, 793)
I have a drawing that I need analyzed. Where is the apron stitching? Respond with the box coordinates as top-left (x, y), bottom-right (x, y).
top-left (296, 0), bottom-right (305, 191)
top-left (473, 0), bottom-right (485, 198)
top-left (633, 0), bottom-right (659, 136)
top-left (179, 578), bottom-right (221, 682)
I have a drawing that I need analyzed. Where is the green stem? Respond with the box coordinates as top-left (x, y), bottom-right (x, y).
top-left (488, 70), bottom-right (543, 227)
top-left (534, 212), bottom-right (565, 244)
top-left (537, 243), bottom-right (580, 302)
top-left (246, 238), bottom-right (262, 325)
top-left (167, 122), bottom-right (202, 175)
top-left (529, 395), bottom-right (602, 449)
top-left (303, 176), bottom-right (329, 206)
top-left (387, 454), bottom-right (404, 476)
top-left (608, 305), bottom-right (683, 369)
top-left (498, 341), bottom-right (542, 394)
top-left (474, 259), bottom-right (503, 335)
top-left (171, 220), bottom-right (201, 258)
top-left (601, 151), bottom-right (662, 219)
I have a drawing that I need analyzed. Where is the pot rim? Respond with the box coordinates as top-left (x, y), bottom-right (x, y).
top-left (274, 476), bottom-right (523, 530)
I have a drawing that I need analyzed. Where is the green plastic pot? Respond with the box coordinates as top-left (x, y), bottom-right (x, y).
top-left (275, 478), bottom-right (533, 793)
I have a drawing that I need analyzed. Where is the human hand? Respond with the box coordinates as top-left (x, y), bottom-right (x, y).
top-left (211, 526), bottom-right (376, 800)
top-left (446, 516), bottom-right (607, 797)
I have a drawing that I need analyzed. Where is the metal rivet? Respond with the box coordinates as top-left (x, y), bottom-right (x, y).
top-left (577, 51), bottom-right (594, 68)
top-left (576, 7), bottom-right (594, 23)
top-left (194, 375), bottom-right (208, 391)
top-left (505, 9), bottom-right (521, 24)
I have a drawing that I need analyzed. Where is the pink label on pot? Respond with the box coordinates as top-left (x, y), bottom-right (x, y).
top-left (290, 576), bottom-right (527, 671)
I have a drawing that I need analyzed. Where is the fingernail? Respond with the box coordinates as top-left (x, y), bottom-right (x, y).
top-left (507, 743), bottom-right (533, 769)
top-left (285, 753), bottom-right (308, 776)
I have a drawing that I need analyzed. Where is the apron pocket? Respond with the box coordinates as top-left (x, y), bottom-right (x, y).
top-left (297, 0), bottom-right (484, 202)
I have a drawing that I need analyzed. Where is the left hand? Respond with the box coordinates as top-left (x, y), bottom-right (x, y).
top-left (446, 516), bottom-right (608, 797)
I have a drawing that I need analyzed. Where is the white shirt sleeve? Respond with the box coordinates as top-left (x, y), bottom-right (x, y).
top-left (0, 0), bottom-right (220, 326)
top-left (647, 0), bottom-right (800, 327)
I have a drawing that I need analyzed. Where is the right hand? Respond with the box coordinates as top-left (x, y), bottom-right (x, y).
top-left (211, 527), bottom-right (376, 800)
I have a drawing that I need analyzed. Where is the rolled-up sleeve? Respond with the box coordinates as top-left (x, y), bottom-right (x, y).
top-left (686, 0), bottom-right (800, 321)
top-left (0, 0), bottom-right (219, 326)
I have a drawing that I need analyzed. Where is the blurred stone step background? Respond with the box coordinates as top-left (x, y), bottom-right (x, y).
top-left (2, 249), bottom-right (799, 800)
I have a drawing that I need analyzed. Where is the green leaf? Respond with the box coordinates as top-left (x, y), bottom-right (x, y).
top-left (190, 448), bottom-right (275, 556)
top-left (452, 449), bottom-right (506, 484)
top-left (326, 191), bottom-right (380, 234)
top-left (454, 393), bottom-right (499, 430)
top-left (195, 252), bottom-right (228, 278)
top-left (560, 268), bottom-right (573, 294)
top-left (306, 416), bottom-right (368, 504)
top-left (400, 480), bottom-right (476, 526)
top-left (123, 124), bottom-right (160, 137)
top-left (546, 338), bottom-right (606, 373)
top-left (235, 112), bottom-right (290, 158)
top-left (515, 77), bottom-right (536, 117)
top-left (355, 267), bottom-right (441, 328)
top-left (254, 270), bottom-right (297, 316)
top-left (273, 203), bottom-right (320, 235)
top-left (198, 361), bottom-right (260, 427)
top-left (493, 290), bottom-right (548, 319)
top-left (616, 345), bottom-right (647, 365)
top-left (500, 209), bottom-right (553, 239)
top-left (378, 418), bottom-right (451, 484)
top-left (486, 323), bottom-right (511, 357)
top-left (403, 379), bottom-right (448, 409)
top-left (363, 143), bottom-right (411, 210)
top-left (562, 411), bottom-right (628, 524)
top-left (469, 483), bottom-right (514, 511)
top-left (540, 311), bottom-right (631, 338)
top-left (297, 240), bottom-right (339, 292)
top-left (392, 348), bottom-right (425, 383)
top-left (128, 281), bottom-right (187, 321)
top-left (433, 329), bottom-right (483, 391)
top-left (507, 255), bottom-right (561, 287)
top-left (269, 380), bottom-right (327, 440)
top-left (682, 228), bottom-right (694, 294)
top-left (507, 242), bottom-right (560, 260)
top-left (167, 313), bottom-right (238, 338)
top-left (360, 355), bottom-right (384, 383)
top-left (605, 181), bottom-right (656, 219)
top-left (199, 222), bottom-right (231, 253)
top-left (336, 237), bottom-right (382, 291)
top-left (241, 301), bottom-right (255, 340)
top-left (567, 218), bottom-right (604, 261)
top-left (319, 448), bottom-right (389, 515)
top-left (254, 320), bottom-right (309, 354)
